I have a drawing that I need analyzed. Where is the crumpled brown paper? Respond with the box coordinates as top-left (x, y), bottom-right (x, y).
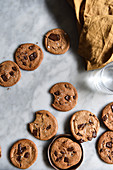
top-left (78, 15), bottom-right (113, 70)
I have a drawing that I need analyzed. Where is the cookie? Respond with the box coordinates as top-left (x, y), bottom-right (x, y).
top-left (10, 139), bottom-right (38, 169)
top-left (50, 137), bottom-right (82, 169)
top-left (102, 102), bottom-right (113, 130)
top-left (0, 60), bottom-right (21, 87)
top-left (50, 82), bottom-right (78, 111)
top-left (29, 110), bottom-right (58, 140)
top-left (15, 43), bottom-right (43, 71)
top-left (44, 28), bottom-right (70, 54)
top-left (70, 110), bottom-right (100, 143)
top-left (97, 131), bottom-right (113, 164)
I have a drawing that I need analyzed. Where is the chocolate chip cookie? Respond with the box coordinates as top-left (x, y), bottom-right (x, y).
top-left (70, 110), bottom-right (100, 143)
top-left (10, 139), bottom-right (38, 169)
top-left (0, 60), bottom-right (21, 87)
top-left (50, 82), bottom-right (78, 111)
top-left (98, 131), bottom-right (113, 164)
top-left (102, 102), bottom-right (113, 130)
top-left (29, 110), bottom-right (58, 140)
top-left (44, 28), bottom-right (70, 54)
top-left (15, 43), bottom-right (43, 71)
top-left (50, 137), bottom-right (82, 169)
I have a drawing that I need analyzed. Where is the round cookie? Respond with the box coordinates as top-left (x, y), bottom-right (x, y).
top-left (29, 110), bottom-right (58, 140)
top-left (50, 137), bottom-right (82, 169)
top-left (98, 131), bottom-right (113, 164)
top-left (44, 28), bottom-right (70, 54)
top-left (70, 110), bottom-right (100, 143)
top-left (10, 139), bottom-right (38, 169)
top-left (0, 60), bottom-right (21, 87)
top-left (15, 43), bottom-right (43, 71)
top-left (102, 102), bottom-right (113, 130)
top-left (50, 82), bottom-right (78, 111)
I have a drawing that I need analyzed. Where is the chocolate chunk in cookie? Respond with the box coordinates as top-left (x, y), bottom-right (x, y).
top-left (44, 28), bottom-right (70, 54)
top-left (15, 43), bottom-right (43, 71)
top-left (70, 110), bottom-right (100, 142)
top-left (97, 131), bottom-right (113, 164)
top-left (0, 61), bottom-right (21, 87)
top-left (50, 82), bottom-right (78, 111)
top-left (50, 137), bottom-right (82, 169)
top-left (29, 110), bottom-right (58, 140)
top-left (102, 102), bottom-right (113, 130)
top-left (10, 139), bottom-right (38, 169)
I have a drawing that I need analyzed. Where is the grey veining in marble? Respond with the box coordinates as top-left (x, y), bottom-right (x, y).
top-left (0, 0), bottom-right (113, 170)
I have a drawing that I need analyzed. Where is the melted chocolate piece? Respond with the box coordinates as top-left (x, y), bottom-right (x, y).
top-left (102, 115), bottom-right (107, 121)
top-left (48, 33), bottom-right (60, 41)
top-left (17, 155), bottom-right (21, 162)
top-left (9, 71), bottom-right (14, 76)
top-left (77, 132), bottom-right (82, 136)
top-left (24, 56), bottom-right (28, 60)
top-left (64, 157), bottom-right (69, 163)
top-left (54, 151), bottom-right (57, 156)
top-left (92, 131), bottom-right (97, 138)
top-left (65, 95), bottom-right (70, 101)
top-left (67, 147), bottom-right (74, 151)
top-left (87, 137), bottom-right (92, 141)
top-left (24, 152), bottom-right (30, 158)
top-left (29, 52), bottom-right (37, 61)
top-left (29, 46), bottom-right (34, 50)
top-left (46, 114), bottom-right (49, 117)
top-left (60, 151), bottom-right (65, 154)
top-left (17, 144), bottom-right (22, 155)
top-left (89, 119), bottom-right (93, 124)
top-left (23, 62), bottom-right (26, 66)
top-left (79, 139), bottom-right (84, 143)
top-left (100, 148), bottom-right (103, 152)
top-left (46, 125), bottom-right (51, 130)
top-left (106, 142), bottom-right (112, 148)
top-left (33, 129), bottom-right (37, 136)
top-left (1, 74), bottom-right (8, 82)
top-left (12, 67), bottom-right (17, 71)
top-left (54, 91), bottom-right (60, 95)
top-left (78, 123), bottom-right (86, 129)
top-left (56, 156), bottom-right (62, 162)
top-left (73, 96), bottom-right (76, 99)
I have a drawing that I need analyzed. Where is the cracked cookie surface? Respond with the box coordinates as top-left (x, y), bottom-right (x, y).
top-left (70, 110), bottom-right (100, 142)
top-left (10, 139), bottom-right (38, 169)
top-left (44, 28), bottom-right (70, 54)
top-left (102, 102), bottom-right (113, 130)
top-left (15, 43), bottom-right (43, 71)
top-left (0, 60), bottom-right (21, 87)
top-left (29, 110), bottom-right (58, 140)
top-left (98, 131), bottom-right (113, 164)
top-left (50, 82), bottom-right (78, 111)
top-left (50, 137), bottom-right (82, 169)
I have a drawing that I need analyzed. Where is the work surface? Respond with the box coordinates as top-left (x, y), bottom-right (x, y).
top-left (0, 0), bottom-right (113, 170)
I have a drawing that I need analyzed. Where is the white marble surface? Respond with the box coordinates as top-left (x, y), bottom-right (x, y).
top-left (0, 0), bottom-right (113, 170)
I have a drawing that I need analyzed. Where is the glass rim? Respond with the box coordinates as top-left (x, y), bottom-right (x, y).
top-left (100, 61), bottom-right (113, 93)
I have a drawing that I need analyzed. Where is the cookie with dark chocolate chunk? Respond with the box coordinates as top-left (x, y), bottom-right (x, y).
top-left (98, 131), bottom-right (113, 164)
top-left (50, 82), bottom-right (78, 111)
top-left (0, 60), bottom-right (21, 87)
top-left (29, 110), bottom-right (58, 140)
top-left (102, 102), bottom-right (113, 130)
top-left (50, 137), bottom-right (82, 169)
top-left (10, 139), bottom-right (38, 169)
top-left (70, 110), bottom-right (100, 142)
top-left (15, 43), bottom-right (43, 71)
top-left (44, 28), bottom-right (70, 54)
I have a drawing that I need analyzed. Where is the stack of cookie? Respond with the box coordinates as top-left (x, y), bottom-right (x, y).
top-left (72, 0), bottom-right (113, 70)
top-left (98, 102), bottom-right (113, 164)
